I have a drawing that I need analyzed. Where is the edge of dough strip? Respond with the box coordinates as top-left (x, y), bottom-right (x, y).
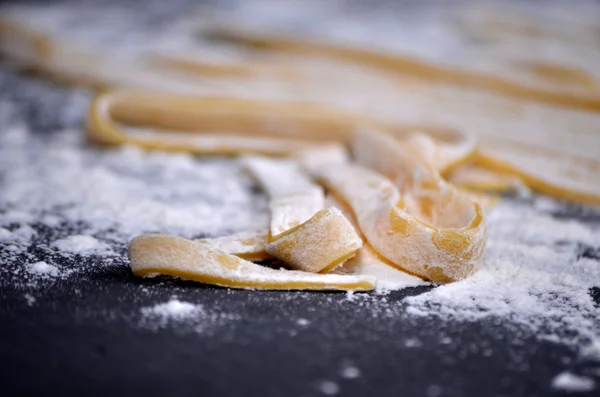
top-left (195, 230), bottom-right (271, 262)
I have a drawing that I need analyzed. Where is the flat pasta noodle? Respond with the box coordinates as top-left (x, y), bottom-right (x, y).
top-left (477, 138), bottom-right (600, 205)
top-left (129, 234), bottom-right (375, 291)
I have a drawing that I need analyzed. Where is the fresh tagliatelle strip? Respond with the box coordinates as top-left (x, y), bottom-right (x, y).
top-left (129, 234), bottom-right (375, 291)
top-left (241, 155), bottom-right (362, 273)
top-left (308, 127), bottom-right (486, 283)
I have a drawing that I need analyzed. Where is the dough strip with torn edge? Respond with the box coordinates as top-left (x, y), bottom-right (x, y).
top-left (129, 234), bottom-right (374, 291)
top-left (195, 230), bottom-right (271, 262)
top-left (87, 89), bottom-right (475, 174)
top-left (306, 127), bottom-right (486, 283)
top-left (241, 155), bottom-right (362, 273)
top-left (202, 23), bottom-right (600, 113)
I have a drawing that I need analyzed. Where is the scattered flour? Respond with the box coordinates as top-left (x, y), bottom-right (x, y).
top-left (26, 261), bottom-right (60, 277)
top-left (140, 299), bottom-right (205, 329)
top-left (339, 361), bottom-right (360, 379)
top-left (426, 385), bottom-right (442, 397)
top-left (24, 293), bottom-right (36, 306)
top-left (318, 380), bottom-right (340, 396)
top-left (51, 235), bottom-right (113, 255)
top-left (404, 337), bottom-right (423, 348)
top-left (552, 372), bottom-right (595, 393)
top-left (0, 228), bottom-right (13, 240)
top-left (142, 299), bottom-right (202, 321)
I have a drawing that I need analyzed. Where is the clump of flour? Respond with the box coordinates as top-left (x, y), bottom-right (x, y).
top-left (552, 372), bottom-right (595, 392)
top-left (141, 299), bottom-right (204, 325)
top-left (51, 235), bottom-right (113, 255)
top-left (26, 261), bottom-right (60, 277)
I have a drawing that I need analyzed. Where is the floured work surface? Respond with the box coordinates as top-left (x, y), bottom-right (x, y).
top-left (1, 1), bottom-right (600, 396)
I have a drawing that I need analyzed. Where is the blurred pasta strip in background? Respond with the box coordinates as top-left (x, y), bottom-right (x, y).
top-left (1, 0), bottom-right (599, 204)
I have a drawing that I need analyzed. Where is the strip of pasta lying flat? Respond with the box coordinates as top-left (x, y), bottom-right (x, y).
top-left (129, 234), bottom-right (375, 291)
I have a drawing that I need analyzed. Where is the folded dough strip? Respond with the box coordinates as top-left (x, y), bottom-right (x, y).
top-left (308, 127), bottom-right (486, 283)
top-left (241, 155), bottom-right (362, 273)
top-left (323, 193), bottom-right (427, 289)
top-left (129, 234), bottom-right (374, 291)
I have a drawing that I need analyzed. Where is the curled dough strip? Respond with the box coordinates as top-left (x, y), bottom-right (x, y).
top-left (324, 194), bottom-right (426, 289)
top-left (87, 89), bottom-right (475, 173)
top-left (129, 234), bottom-right (374, 291)
top-left (241, 156), bottom-right (362, 273)
top-left (308, 128), bottom-right (486, 283)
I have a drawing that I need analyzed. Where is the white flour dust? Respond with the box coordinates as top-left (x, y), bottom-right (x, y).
top-left (139, 298), bottom-right (238, 333)
top-left (552, 371), bottom-right (595, 393)
top-left (51, 235), bottom-right (113, 255)
top-left (141, 299), bottom-right (205, 326)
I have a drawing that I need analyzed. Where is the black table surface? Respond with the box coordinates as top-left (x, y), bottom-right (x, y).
top-left (1, 1), bottom-right (600, 396)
